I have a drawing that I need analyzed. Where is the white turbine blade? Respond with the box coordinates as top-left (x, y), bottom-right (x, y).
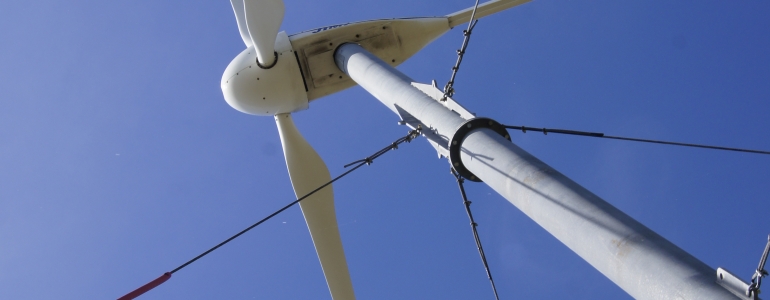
top-left (275, 113), bottom-right (356, 300)
top-left (244, 0), bottom-right (285, 66)
top-left (230, 0), bottom-right (253, 47)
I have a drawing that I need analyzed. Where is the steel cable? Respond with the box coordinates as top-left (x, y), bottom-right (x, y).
top-left (451, 168), bottom-right (501, 300)
top-left (118, 128), bottom-right (421, 300)
top-left (503, 125), bottom-right (770, 155)
top-left (442, 0), bottom-right (481, 101)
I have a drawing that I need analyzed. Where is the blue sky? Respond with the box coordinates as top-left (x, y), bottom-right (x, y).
top-left (1, 0), bottom-right (769, 299)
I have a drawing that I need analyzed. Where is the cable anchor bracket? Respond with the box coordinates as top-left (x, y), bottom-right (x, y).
top-left (748, 234), bottom-right (770, 298)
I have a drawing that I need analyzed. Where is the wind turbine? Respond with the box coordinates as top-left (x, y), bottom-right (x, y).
top-left (216, 0), bottom-right (770, 298)
top-left (113, 1), bottom-right (768, 299)
top-left (219, 1), bottom-right (528, 298)
top-left (3, 0), bottom-right (770, 299)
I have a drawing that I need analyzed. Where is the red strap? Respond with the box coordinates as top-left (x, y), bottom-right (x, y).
top-left (117, 272), bottom-right (171, 300)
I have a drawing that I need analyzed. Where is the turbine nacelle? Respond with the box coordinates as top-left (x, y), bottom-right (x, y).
top-left (222, 18), bottom-right (452, 116)
top-left (221, 31), bottom-right (308, 116)
top-left (222, 0), bottom-right (532, 116)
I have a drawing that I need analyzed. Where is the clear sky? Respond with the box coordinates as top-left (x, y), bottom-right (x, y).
top-left (1, 0), bottom-right (769, 299)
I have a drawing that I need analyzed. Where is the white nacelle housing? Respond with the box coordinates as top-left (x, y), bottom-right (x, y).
top-left (221, 17), bottom-right (453, 116)
top-left (289, 17), bottom-right (450, 101)
top-left (221, 31), bottom-right (308, 116)
top-left (220, 0), bottom-right (530, 116)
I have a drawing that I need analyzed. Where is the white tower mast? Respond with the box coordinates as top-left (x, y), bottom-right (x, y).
top-left (333, 42), bottom-right (742, 300)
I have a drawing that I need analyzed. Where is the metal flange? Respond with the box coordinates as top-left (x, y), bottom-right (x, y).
top-left (448, 117), bottom-right (510, 182)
